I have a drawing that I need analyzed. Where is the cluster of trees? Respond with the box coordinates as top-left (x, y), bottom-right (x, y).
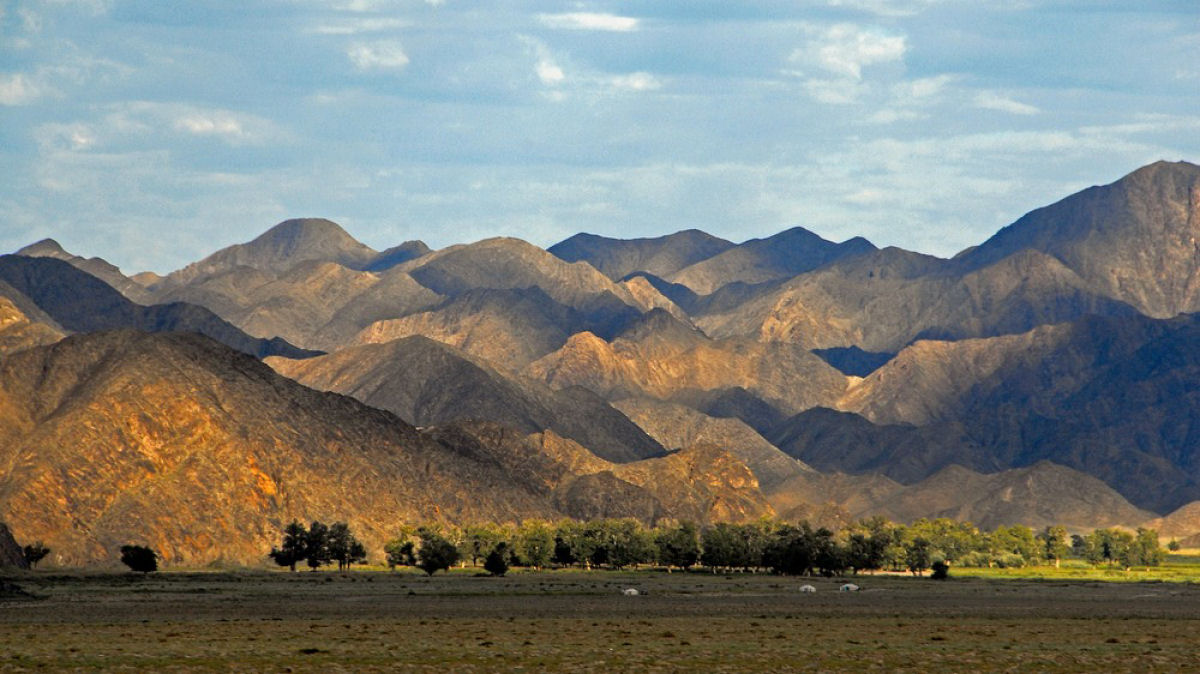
top-left (373, 517), bottom-right (1166, 577)
top-left (268, 520), bottom-right (367, 572)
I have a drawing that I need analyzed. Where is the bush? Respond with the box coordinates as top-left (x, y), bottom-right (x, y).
top-left (956, 551), bottom-right (990, 568)
top-left (484, 543), bottom-right (510, 577)
top-left (120, 545), bottom-right (158, 573)
top-left (930, 560), bottom-right (950, 580)
top-left (993, 553), bottom-right (1026, 569)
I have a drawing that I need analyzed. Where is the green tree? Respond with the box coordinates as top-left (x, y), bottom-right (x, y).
top-left (514, 520), bottom-right (554, 570)
top-left (1084, 528), bottom-right (1133, 567)
top-left (1167, 539), bottom-right (1181, 552)
top-left (905, 537), bottom-right (932, 576)
top-left (416, 528), bottom-right (460, 576)
top-left (1036, 525), bottom-right (1070, 568)
top-left (269, 520), bottom-right (308, 572)
top-left (305, 521), bottom-right (331, 571)
top-left (327, 522), bottom-right (367, 571)
top-left (701, 523), bottom-right (740, 572)
top-left (1121, 528), bottom-right (1162, 570)
top-left (22, 541), bottom-right (50, 569)
top-left (484, 542), bottom-right (511, 577)
top-left (988, 525), bottom-right (1039, 566)
top-left (656, 521), bottom-right (701, 571)
top-left (120, 544), bottom-right (158, 573)
top-left (462, 524), bottom-right (506, 567)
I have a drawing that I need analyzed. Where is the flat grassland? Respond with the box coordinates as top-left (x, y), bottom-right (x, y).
top-left (3, 568), bottom-right (1200, 672)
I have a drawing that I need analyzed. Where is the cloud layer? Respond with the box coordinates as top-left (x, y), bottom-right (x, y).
top-left (1, 2), bottom-right (1197, 273)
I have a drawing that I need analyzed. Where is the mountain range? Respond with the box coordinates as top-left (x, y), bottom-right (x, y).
top-left (3, 159), bottom-right (1200, 566)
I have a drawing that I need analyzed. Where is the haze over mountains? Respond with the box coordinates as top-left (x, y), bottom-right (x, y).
top-left (4, 160), bottom-right (1200, 566)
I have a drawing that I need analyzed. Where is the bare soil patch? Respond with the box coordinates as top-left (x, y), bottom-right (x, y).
top-left (2, 570), bottom-right (1198, 671)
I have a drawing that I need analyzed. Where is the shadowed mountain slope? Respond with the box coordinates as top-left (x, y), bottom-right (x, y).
top-left (0, 256), bottom-right (318, 359)
top-left (17, 238), bottom-right (152, 304)
top-left (267, 336), bottom-right (666, 463)
top-left (612, 397), bottom-right (814, 491)
top-left (768, 407), bottom-right (996, 484)
top-left (0, 331), bottom-right (563, 566)
top-left (836, 313), bottom-right (1200, 512)
top-left (548, 229), bottom-right (735, 281)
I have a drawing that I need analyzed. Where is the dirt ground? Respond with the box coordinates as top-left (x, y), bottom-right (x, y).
top-left (2, 570), bottom-right (1199, 672)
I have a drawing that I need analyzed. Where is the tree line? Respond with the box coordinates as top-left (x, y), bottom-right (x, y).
top-left (268, 516), bottom-right (1168, 577)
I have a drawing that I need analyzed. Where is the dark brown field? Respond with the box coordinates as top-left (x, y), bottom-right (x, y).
top-left (3, 570), bottom-right (1199, 672)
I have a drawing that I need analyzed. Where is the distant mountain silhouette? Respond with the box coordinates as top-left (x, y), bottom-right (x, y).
top-left (549, 229), bottom-right (734, 281)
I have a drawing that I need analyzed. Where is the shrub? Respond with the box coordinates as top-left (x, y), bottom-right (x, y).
top-left (120, 545), bottom-right (158, 573)
top-left (484, 543), bottom-right (510, 577)
top-left (930, 560), bottom-right (950, 580)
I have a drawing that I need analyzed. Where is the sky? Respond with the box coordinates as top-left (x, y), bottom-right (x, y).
top-left (2, 1), bottom-right (1198, 274)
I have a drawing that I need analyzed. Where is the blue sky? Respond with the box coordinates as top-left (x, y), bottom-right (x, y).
top-left (2, 1), bottom-right (1198, 274)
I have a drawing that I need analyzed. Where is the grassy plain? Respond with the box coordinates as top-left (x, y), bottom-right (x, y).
top-left (3, 567), bottom-right (1200, 672)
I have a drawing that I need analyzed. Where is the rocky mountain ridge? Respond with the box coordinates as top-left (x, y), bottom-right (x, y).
top-left (5, 159), bottom-right (1200, 565)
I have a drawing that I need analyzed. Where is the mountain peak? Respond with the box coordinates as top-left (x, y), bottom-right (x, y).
top-left (16, 239), bottom-right (68, 258)
top-left (959, 159), bottom-right (1200, 317)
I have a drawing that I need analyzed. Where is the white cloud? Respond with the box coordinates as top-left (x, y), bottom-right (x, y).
top-left (974, 91), bottom-right (1039, 115)
top-left (896, 74), bottom-right (955, 100)
top-left (0, 73), bottom-right (49, 105)
top-left (809, 24), bottom-right (907, 80)
top-left (826, 0), bottom-right (950, 17)
top-left (610, 72), bottom-right (660, 91)
top-left (39, 103), bottom-right (286, 149)
top-left (789, 24), bottom-right (907, 104)
top-left (537, 12), bottom-right (639, 32)
top-left (346, 41), bottom-right (410, 70)
top-left (311, 18), bottom-right (409, 35)
top-left (521, 37), bottom-right (566, 87)
top-left (537, 59), bottom-right (564, 85)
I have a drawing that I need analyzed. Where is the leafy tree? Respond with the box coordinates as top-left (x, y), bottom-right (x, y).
top-left (385, 539), bottom-right (417, 570)
top-left (327, 522), bottom-right (367, 571)
top-left (1037, 525), bottom-right (1070, 568)
top-left (305, 521), bottom-right (331, 571)
top-left (701, 523), bottom-right (741, 572)
top-left (1121, 528), bottom-right (1162, 570)
top-left (462, 524), bottom-right (506, 567)
top-left (22, 541), bottom-right (50, 569)
top-left (514, 520), bottom-right (554, 570)
top-left (656, 521), bottom-right (701, 571)
top-left (269, 520), bottom-right (308, 572)
top-left (988, 525), bottom-right (1039, 565)
top-left (120, 544), bottom-right (158, 573)
top-left (905, 537), bottom-right (932, 576)
top-left (1167, 539), bottom-right (1181, 552)
top-left (416, 528), bottom-right (460, 576)
top-left (484, 542), bottom-right (511, 577)
top-left (1084, 528), bottom-right (1134, 567)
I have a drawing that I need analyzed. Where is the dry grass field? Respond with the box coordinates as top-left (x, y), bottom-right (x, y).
top-left (3, 569), bottom-right (1200, 672)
